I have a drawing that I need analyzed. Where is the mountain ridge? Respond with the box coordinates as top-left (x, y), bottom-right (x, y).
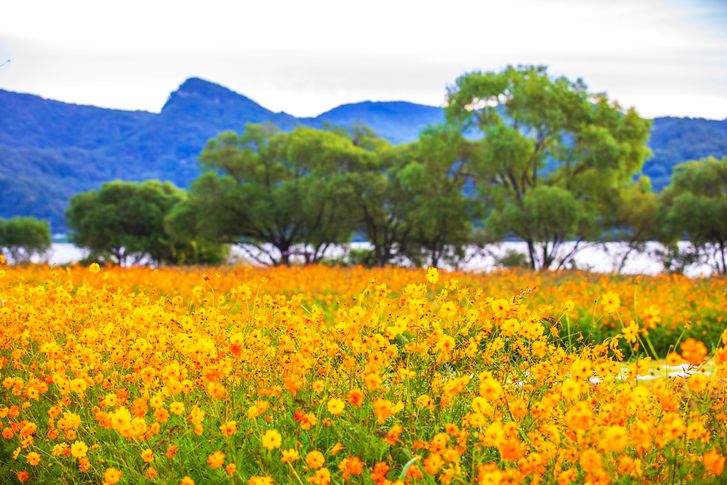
top-left (1, 77), bottom-right (726, 230)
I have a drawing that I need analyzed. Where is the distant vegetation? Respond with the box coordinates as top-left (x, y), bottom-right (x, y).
top-left (0, 216), bottom-right (51, 262)
top-left (1, 74), bottom-right (726, 231)
top-left (65, 180), bottom-right (226, 266)
top-left (53, 66), bottom-right (727, 274)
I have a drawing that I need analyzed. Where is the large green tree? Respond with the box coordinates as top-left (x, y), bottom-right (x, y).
top-left (181, 124), bottom-right (373, 265)
top-left (0, 217), bottom-right (51, 262)
top-left (391, 127), bottom-right (476, 267)
top-left (66, 180), bottom-right (225, 265)
top-left (659, 156), bottom-right (727, 274)
top-left (446, 65), bottom-right (652, 269)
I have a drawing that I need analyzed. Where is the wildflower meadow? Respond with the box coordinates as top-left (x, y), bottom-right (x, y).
top-left (0, 263), bottom-right (725, 484)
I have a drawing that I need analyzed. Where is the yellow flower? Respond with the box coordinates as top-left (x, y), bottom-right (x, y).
top-left (281, 448), bottom-right (300, 463)
top-left (570, 358), bottom-right (593, 380)
top-left (89, 262), bottom-right (101, 274)
top-left (688, 373), bottom-right (709, 393)
top-left (262, 429), bottom-right (282, 450)
top-left (426, 267), bottom-right (439, 284)
top-left (71, 440), bottom-right (88, 459)
top-left (327, 398), bottom-right (345, 416)
top-left (601, 291), bottom-right (620, 314)
top-left (622, 320), bottom-right (640, 344)
top-left (170, 402), bottom-right (185, 415)
top-left (249, 477), bottom-right (274, 485)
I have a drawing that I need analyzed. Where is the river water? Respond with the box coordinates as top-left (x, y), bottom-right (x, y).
top-left (35, 241), bottom-right (715, 276)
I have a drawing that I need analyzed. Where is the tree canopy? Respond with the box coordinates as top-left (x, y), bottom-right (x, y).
top-left (446, 65), bottom-right (652, 269)
top-left (66, 180), bottom-right (226, 265)
top-left (178, 124), bottom-right (374, 265)
top-left (0, 217), bottom-right (51, 262)
top-left (659, 156), bottom-right (727, 274)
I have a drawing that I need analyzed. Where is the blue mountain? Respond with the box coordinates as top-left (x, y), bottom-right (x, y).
top-left (311, 101), bottom-right (445, 144)
top-left (0, 77), bottom-right (725, 230)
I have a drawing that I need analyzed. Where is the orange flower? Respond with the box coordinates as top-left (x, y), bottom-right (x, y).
top-left (141, 448), bottom-right (154, 463)
top-left (306, 450), bottom-right (325, 469)
top-left (499, 438), bottom-right (524, 461)
top-left (703, 450), bottom-right (725, 476)
top-left (220, 420), bottom-right (238, 437)
top-left (103, 467), bottom-right (123, 485)
top-left (347, 389), bottom-right (365, 406)
top-left (364, 373), bottom-right (382, 391)
top-left (207, 450), bottom-right (226, 469)
top-left (680, 338), bottom-right (708, 366)
top-left (338, 456), bottom-right (364, 479)
top-left (26, 452), bottom-right (40, 466)
top-left (424, 453), bottom-right (444, 475)
top-left (600, 426), bottom-right (628, 452)
top-left (306, 468), bottom-right (331, 485)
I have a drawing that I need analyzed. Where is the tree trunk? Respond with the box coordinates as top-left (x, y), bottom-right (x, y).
top-left (526, 239), bottom-right (537, 270)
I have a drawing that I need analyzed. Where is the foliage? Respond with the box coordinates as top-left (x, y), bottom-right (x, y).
top-left (606, 177), bottom-right (660, 273)
top-left (495, 249), bottom-right (530, 268)
top-left (2, 80), bottom-right (726, 230)
top-left (66, 180), bottom-right (225, 266)
top-left (659, 156), bottom-right (727, 274)
top-left (446, 65), bottom-right (653, 269)
top-left (395, 126), bottom-right (476, 267)
top-left (181, 124), bottom-right (372, 265)
top-left (0, 264), bottom-right (724, 484)
top-left (0, 217), bottom-right (51, 262)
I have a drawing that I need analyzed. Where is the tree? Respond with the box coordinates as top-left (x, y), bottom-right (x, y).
top-left (659, 156), bottom-right (727, 274)
top-left (183, 124), bottom-right (372, 265)
top-left (393, 127), bottom-right (476, 267)
top-left (607, 177), bottom-right (660, 273)
top-left (0, 217), bottom-right (51, 262)
top-left (446, 65), bottom-right (652, 269)
top-left (66, 180), bottom-right (225, 265)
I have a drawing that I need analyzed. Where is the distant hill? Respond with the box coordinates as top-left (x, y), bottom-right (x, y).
top-left (0, 77), bottom-right (725, 230)
top-left (644, 117), bottom-right (727, 190)
top-left (311, 101), bottom-right (445, 144)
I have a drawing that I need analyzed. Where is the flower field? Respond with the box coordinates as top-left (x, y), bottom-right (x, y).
top-left (0, 264), bottom-right (725, 484)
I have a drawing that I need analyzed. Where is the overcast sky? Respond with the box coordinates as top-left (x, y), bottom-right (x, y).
top-left (1, 0), bottom-right (726, 119)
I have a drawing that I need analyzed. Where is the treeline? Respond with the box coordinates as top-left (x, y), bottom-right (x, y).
top-left (3, 66), bottom-right (726, 273)
top-left (0, 217), bottom-right (51, 263)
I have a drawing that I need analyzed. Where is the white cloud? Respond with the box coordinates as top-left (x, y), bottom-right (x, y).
top-left (0, 0), bottom-right (725, 118)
